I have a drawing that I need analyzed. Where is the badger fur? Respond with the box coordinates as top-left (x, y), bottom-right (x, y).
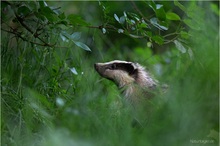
top-left (94, 60), bottom-right (158, 108)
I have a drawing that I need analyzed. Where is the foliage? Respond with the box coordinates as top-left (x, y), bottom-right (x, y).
top-left (1, 1), bottom-right (90, 51)
top-left (1, 1), bottom-right (219, 146)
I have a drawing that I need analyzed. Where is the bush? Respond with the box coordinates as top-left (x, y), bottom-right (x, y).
top-left (1, 1), bottom-right (219, 146)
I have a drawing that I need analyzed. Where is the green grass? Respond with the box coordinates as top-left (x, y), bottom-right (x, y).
top-left (1, 2), bottom-right (219, 146)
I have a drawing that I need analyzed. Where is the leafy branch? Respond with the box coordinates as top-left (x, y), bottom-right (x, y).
top-left (1, 1), bottom-right (91, 51)
top-left (14, 12), bottom-right (55, 47)
top-left (1, 1), bottom-right (193, 51)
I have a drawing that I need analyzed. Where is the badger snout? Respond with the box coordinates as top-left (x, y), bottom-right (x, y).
top-left (94, 63), bottom-right (102, 74)
top-left (94, 63), bottom-right (100, 72)
top-left (94, 63), bottom-right (98, 71)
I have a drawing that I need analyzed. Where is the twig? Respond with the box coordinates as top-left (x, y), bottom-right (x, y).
top-left (1, 28), bottom-right (67, 48)
top-left (164, 35), bottom-right (179, 44)
top-left (163, 32), bottom-right (180, 38)
top-left (86, 24), bottom-right (117, 31)
top-left (13, 12), bottom-right (55, 47)
top-left (130, 1), bottom-right (150, 23)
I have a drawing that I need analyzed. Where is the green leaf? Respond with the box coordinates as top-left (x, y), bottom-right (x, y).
top-left (118, 29), bottom-right (124, 33)
top-left (138, 22), bottom-right (148, 28)
top-left (39, 1), bottom-right (48, 8)
top-left (70, 67), bottom-right (78, 75)
top-left (166, 12), bottom-right (180, 20)
top-left (127, 12), bottom-right (140, 21)
top-left (70, 32), bottom-right (81, 41)
top-left (147, 42), bottom-right (152, 48)
top-left (28, 1), bottom-right (38, 11)
top-left (129, 34), bottom-right (144, 38)
top-left (56, 20), bottom-right (68, 26)
top-left (114, 14), bottom-right (119, 22)
top-left (174, 0), bottom-right (187, 12)
top-left (150, 18), bottom-right (168, 30)
top-left (155, 4), bottom-right (166, 21)
top-left (56, 97), bottom-right (65, 107)
top-left (152, 35), bottom-right (164, 45)
top-left (188, 48), bottom-right (194, 60)
top-left (61, 31), bottom-right (90, 51)
top-left (67, 14), bottom-right (89, 26)
top-left (40, 6), bottom-right (55, 14)
top-left (148, 1), bottom-right (156, 11)
top-left (149, 1), bottom-right (166, 21)
top-left (73, 41), bottom-right (91, 51)
top-left (61, 31), bottom-right (71, 39)
top-left (145, 31), bottom-right (152, 37)
top-left (39, 6), bottom-right (57, 22)
top-left (58, 12), bottom-right (66, 20)
top-left (123, 11), bottom-right (127, 18)
top-left (119, 16), bottom-right (125, 24)
top-left (102, 28), bottom-right (106, 34)
top-left (60, 34), bottom-right (68, 42)
top-left (180, 31), bottom-right (190, 39)
top-left (174, 40), bottom-right (186, 53)
top-left (17, 5), bottom-right (31, 16)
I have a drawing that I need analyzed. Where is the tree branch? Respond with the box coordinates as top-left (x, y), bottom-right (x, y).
top-left (13, 12), bottom-right (55, 47)
top-left (1, 28), bottom-right (67, 48)
top-left (130, 1), bottom-right (150, 23)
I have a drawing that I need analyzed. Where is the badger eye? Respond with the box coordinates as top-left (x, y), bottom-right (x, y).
top-left (111, 63), bottom-right (117, 70)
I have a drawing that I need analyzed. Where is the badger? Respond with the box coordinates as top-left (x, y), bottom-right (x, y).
top-left (94, 60), bottom-right (158, 108)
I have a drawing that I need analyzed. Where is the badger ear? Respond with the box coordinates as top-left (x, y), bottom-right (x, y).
top-left (131, 62), bottom-right (139, 69)
top-left (127, 62), bottom-right (138, 75)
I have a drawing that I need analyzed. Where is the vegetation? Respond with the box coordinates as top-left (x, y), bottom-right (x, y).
top-left (1, 1), bottom-right (219, 146)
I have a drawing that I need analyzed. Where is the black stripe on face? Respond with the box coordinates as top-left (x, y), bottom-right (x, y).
top-left (111, 62), bottom-right (137, 75)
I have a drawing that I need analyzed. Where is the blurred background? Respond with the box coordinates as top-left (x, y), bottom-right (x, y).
top-left (1, 1), bottom-right (219, 146)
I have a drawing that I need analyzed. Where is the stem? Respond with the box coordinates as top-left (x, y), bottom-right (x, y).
top-left (1, 28), bottom-right (67, 48)
top-left (163, 32), bottom-right (180, 38)
top-left (14, 13), bottom-right (54, 46)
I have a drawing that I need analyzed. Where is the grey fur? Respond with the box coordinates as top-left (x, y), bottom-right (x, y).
top-left (94, 60), bottom-right (158, 106)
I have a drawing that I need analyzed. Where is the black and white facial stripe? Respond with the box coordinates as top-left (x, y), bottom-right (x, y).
top-left (94, 60), bottom-right (139, 81)
top-left (105, 62), bottom-right (137, 75)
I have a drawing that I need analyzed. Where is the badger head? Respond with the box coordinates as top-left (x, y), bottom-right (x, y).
top-left (94, 60), bottom-right (139, 88)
